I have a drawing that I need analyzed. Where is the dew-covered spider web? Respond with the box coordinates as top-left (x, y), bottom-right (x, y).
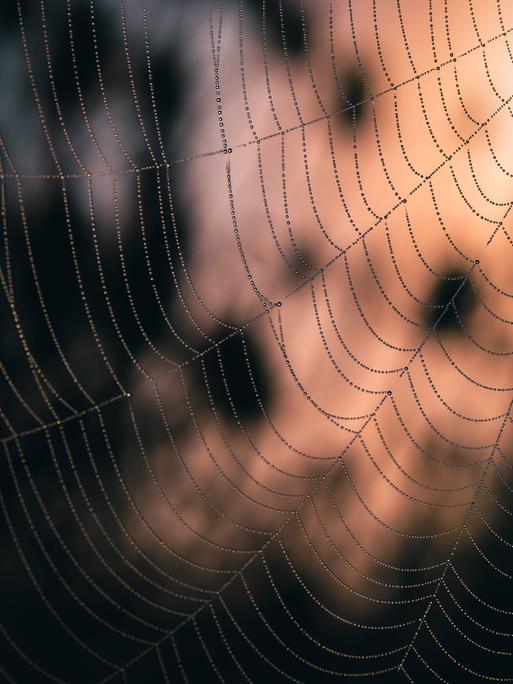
top-left (2, 0), bottom-right (513, 681)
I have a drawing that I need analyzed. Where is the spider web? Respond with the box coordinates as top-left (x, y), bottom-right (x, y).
top-left (1, 0), bottom-right (513, 681)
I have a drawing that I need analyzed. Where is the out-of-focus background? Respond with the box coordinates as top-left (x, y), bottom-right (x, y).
top-left (2, 1), bottom-right (513, 681)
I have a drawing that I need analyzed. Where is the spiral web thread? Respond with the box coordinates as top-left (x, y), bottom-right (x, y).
top-left (1, 0), bottom-right (513, 681)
